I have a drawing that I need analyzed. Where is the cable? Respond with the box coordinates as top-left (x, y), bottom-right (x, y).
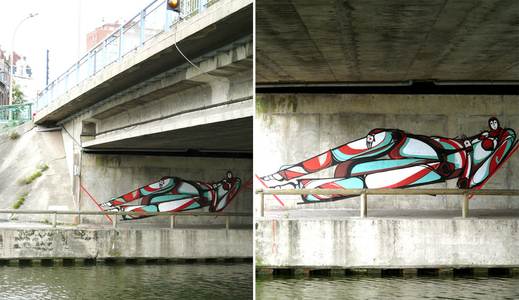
top-left (61, 125), bottom-right (82, 148)
top-left (172, 20), bottom-right (227, 81)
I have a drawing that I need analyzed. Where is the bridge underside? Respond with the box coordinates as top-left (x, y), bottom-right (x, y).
top-left (83, 117), bottom-right (252, 156)
top-left (256, 0), bottom-right (519, 84)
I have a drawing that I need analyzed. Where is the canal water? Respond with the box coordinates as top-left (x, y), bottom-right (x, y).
top-left (256, 275), bottom-right (519, 299)
top-left (0, 263), bottom-right (252, 299)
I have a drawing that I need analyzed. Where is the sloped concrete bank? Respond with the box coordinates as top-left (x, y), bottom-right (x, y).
top-left (0, 227), bottom-right (252, 260)
top-left (256, 218), bottom-right (519, 268)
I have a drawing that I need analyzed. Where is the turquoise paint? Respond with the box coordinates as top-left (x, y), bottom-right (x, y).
top-left (334, 177), bottom-right (364, 189)
top-left (149, 194), bottom-right (193, 204)
top-left (413, 170), bottom-right (441, 185)
top-left (446, 153), bottom-right (463, 169)
top-left (187, 202), bottom-right (201, 210)
top-left (142, 205), bottom-right (158, 213)
top-left (351, 158), bottom-right (423, 174)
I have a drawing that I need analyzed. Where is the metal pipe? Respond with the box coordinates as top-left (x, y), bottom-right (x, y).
top-left (257, 188), bottom-right (519, 196)
top-left (0, 209), bottom-right (251, 216)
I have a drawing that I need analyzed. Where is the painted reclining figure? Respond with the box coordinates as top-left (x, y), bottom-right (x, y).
top-left (260, 117), bottom-right (517, 203)
top-left (100, 171), bottom-right (241, 219)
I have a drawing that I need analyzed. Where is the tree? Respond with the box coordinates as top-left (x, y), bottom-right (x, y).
top-left (12, 82), bottom-right (25, 104)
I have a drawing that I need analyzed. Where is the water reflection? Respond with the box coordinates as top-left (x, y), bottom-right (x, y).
top-left (0, 263), bottom-right (252, 300)
top-left (256, 276), bottom-right (519, 300)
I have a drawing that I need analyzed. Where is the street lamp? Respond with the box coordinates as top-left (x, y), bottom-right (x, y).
top-left (9, 12), bottom-right (38, 105)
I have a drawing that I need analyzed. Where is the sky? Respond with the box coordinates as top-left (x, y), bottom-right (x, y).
top-left (0, 0), bottom-right (153, 93)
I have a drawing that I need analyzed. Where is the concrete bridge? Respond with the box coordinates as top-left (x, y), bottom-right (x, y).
top-left (28, 0), bottom-right (253, 225)
top-left (255, 0), bottom-right (519, 271)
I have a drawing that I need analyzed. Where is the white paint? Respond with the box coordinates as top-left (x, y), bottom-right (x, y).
top-left (401, 138), bottom-right (437, 158)
top-left (365, 164), bottom-right (435, 188)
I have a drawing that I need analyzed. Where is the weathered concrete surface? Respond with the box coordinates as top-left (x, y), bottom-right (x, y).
top-left (0, 123), bottom-right (72, 217)
top-left (256, 218), bottom-right (519, 268)
top-left (76, 40), bottom-right (253, 151)
top-left (257, 0), bottom-right (519, 83)
top-left (0, 228), bottom-right (251, 259)
top-left (255, 94), bottom-right (519, 211)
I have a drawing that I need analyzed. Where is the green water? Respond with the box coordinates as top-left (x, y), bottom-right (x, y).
top-left (0, 263), bottom-right (252, 299)
top-left (256, 276), bottom-right (519, 299)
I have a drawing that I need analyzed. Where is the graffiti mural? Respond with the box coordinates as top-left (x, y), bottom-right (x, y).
top-left (260, 117), bottom-right (518, 203)
top-left (100, 171), bottom-right (241, 219)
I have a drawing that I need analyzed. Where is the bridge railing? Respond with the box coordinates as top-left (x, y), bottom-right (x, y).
top-left (0, 209), bottom-right (251, 230)
top-left (256, 188), bottom-right (519, 218)
top-left (0, 103), bottom-right (32, 125)
top-left (35, 0), bottom-right (215, 112)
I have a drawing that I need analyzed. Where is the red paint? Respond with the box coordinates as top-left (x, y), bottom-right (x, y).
top-left (255, 174), bottom-right (285, 206)
top-left (79, 183), bottom-right (113, 224)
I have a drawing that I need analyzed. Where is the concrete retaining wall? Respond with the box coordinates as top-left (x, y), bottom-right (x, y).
top-left (0, 228), bottom-right (251, 259)
top-left (256, 218), bottom-right (519, 268)
top-left (79, 153), bottom-right (252, 226)
top-left (255, 94), bottom-right (519, 211)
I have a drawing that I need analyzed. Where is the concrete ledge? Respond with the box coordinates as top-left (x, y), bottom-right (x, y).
top-left (256, 218), bottom-right (519, 268)
top-left (0, 228), bottom-right (252, 259)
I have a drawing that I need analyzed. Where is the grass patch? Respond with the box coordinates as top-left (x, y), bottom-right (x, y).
top-left (8, 131), bottom-right (20, 140)
top-left (12, 192), bottom-right (28, 209)
top-left (20, 170), bottom-right (43, 185)
top-left (18, 163), bottom-right (49, 185)
top-left (37, 163), bottom-right (49, 172)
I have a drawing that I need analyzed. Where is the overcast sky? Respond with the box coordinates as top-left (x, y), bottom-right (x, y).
top-left (0, 0), bottom-right (152, 92)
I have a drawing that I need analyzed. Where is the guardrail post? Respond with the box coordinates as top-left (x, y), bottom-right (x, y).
top-left (360, 191), bottom-right (367, 218)
top-left (140, 10), bottom-right (145, 46)
top-left (462, 193), bottom-right (470, 218)
top-left (118, 27), bottom-right (124, 60)
top-left (164, 3), bottom-right (172, 31)
top-left (225, 216), bottom-right (230, 231)
top-left (53, 212), bottom-right (57, 228)
top-left (113, 214), bottom-right (118, 228)
top-left (259, 191), bottom-right (265, 217)
top-left (170, 215), bottom-right (175, 229)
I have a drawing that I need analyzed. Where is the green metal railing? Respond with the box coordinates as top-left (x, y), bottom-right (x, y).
top-left (0, 103), bottom-right (32, 125)
top-left (36, 0), bottom-right (218, 112)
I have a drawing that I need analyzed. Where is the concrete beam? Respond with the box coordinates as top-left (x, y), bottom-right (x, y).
top-left (82, 98), bottom-right (252, 150)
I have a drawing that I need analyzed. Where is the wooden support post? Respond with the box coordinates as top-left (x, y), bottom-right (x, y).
top-left (53, 212), bottom-right (57, 228)
top-left (260, 191), bottom-right (265, 217)
top-left (113, 214), bottom-right (118, 228)
top-left (360, 191), bottom-right (367, 218)
top-left (170, 215), bottom-right (175, 229)
top-left (462, 193), bottom-right (470, 218)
